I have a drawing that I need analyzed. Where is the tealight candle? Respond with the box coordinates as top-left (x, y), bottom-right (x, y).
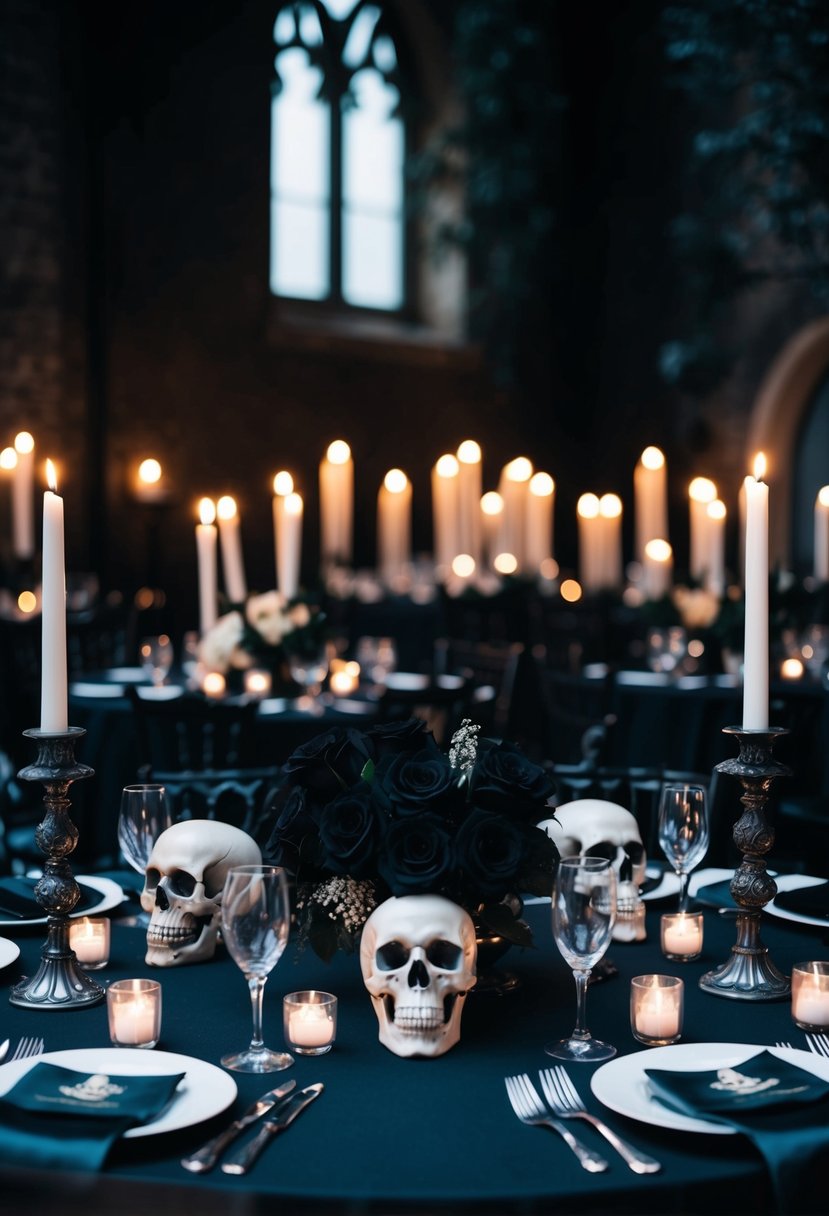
top-left (69, 917), bottom-right (110, 969)
top-left (283, 991), bottom-right (337, 1056)
top-left (792, 962), bottom-right (829, 1031)
top-left (328, 659), bottom-right (360, 697)
top-left (243, 668), bottom-right (272, 698)
top-left (202, 670), bottom-right (226, 698)
top-left (630, 975), bottom-right (684, 1046)
top-left (108, 979), bottom-right (161, 1048)
top-left (660, 912), bottom-right (704, 961)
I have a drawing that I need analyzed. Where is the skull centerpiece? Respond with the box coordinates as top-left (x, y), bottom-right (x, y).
top-left (359, 895), bottom-right (477, 1058)
top-left (141, 819), bottom-right (261, 967)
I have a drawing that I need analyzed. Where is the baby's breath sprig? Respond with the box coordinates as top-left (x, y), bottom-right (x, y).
top-left (449, 718), bottom-right (480, 773)
top-left (306, 876), bottom-right (378, 934)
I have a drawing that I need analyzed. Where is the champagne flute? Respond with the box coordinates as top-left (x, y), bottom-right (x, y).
top-left (546, 855), bottom-right (617, 1062)
top-left (139, 634), bottom-right (174, 686)
top-left (657, 783), bottom-right (709, 913)
top-left (117, 784), bottom-right (172, 925)
top-left (220, 864), bottom-right (293, 1073)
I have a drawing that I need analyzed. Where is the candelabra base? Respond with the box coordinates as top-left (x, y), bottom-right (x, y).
top-left (9, 727), bottom-right (105, 1010)
top-left (699, 726), bottom-right (791, 1003)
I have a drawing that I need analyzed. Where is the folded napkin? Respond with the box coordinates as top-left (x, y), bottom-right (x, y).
top-left (646, 1050), bottom-right (829, 1212)
top-left (692, 879), bottom-right (738, 910)
top-left (0, 877), bottom-right (103, 921)
top-left (773, 882), bottom-right (829, 921)
top-left (0, 1062), bottom-right (185, 1170)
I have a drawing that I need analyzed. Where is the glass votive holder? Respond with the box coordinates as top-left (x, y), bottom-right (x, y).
top-left (107, 979), bottom-right (162, 1049)
top-left (660, 912), bottom-right (704, 961)
top-left (630, 975), bottom-right (684, 1046)
top-left (791, 962), bottom-right (829, 1031)
top-left (243, 667), bottom-right (272, 698)
top-left (69, 916), bottom-right (110, 969)
top-left (283, 991), bottom-right (337, 1056)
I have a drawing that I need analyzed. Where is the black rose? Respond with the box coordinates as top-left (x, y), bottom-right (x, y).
top-left (378, 813), bottom-right (454, 896)
top-left (455, 809), bottom-right (526, 899)
top-left (318, 786), bottom-right (384, 878)
top-left (281, 727), bottom-right (372, 798)
top-left (469, 740), bottom-right (556, 819)
top-left (262, 786), bottom-right (320, 873)
top-left (365, 717), bottom-right (434, 762)
top-left (373, 747), bottom-right (458, 819)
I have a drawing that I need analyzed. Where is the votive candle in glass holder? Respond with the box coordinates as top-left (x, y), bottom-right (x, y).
top-left (660, 912), bottom-right (704, 961)
top-left (108, 979), bottom-right (162, 1048)
top-left (68, 916), bottom-right (110, 969)
top-left (791, 962), bottom-right (829, 1031)
top-left (202, 670), bottom-right (226, 698)
top-left (243, 667), bottom-right (272, 698)
top-left (283, 991), bottom-right (337, 1056)
top-left (631, 975), bottom-right (684, 1046)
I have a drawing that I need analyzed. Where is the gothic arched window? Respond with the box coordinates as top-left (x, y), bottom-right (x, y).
top-left (270, 1), bottom-right (408, 313)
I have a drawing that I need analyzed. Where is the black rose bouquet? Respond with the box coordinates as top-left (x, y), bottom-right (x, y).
top-left (262, 717), bottom-right (559, 961)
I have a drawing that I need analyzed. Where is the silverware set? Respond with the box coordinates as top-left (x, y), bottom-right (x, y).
top-left (181, 1080), bottom-right (324, 1175)
top-left (0, 1036), bottom-right (44, 1065)
top-left (775, 1035), bottom-right (829, 1056)
top-left (505, 1068), bottom-right (662, 1174)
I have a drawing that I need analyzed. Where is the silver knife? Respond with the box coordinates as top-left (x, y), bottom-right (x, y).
top-left (180, 1079), bottom-right (297, 1173)
top-left (221, 1082), bottom-right (324, 1175)
top-left (0, 1039), bottom-right (9, 1065)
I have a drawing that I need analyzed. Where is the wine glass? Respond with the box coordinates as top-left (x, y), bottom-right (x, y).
top-left (220, 864), bottom-right (293, 1073)
top-left (658, 783), bottom-right (710, 913)
top-left (117, 784), bottom-right (172, 925)
top-left (139, 634), bottom-right (174, 686)
top-left (546, 855), bottom-right (617, 1063)
top-left (286, 639), bottom-right (330, 714)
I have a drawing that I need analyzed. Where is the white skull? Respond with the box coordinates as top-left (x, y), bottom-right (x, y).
top-left (539, 801), bottom-right (647, 943)
top-left (140, 819), bottom-right (261, 967)
top-left (359, 895), bottom-right (477, 1058)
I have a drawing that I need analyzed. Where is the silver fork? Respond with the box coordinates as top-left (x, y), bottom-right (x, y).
top-left (504, 1074), bottom-right (609, 1173)
top-left (9, 1037), bottom-right (44, 1061)
top-left (774, 1041), bottom-right (793, 1049)
top-left (539, 1066), bottom-right (661, 1175)
top-left (806, 1033), bottom-right (829, 1058)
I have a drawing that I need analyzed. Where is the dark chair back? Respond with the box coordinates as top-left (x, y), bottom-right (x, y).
top-left (127, 688), bottom-right (259, 778)
top-left (151, 767), bottom-right (283, 844)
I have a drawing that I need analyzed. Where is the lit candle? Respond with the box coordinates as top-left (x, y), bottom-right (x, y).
top-left (216, 495), bottom-right (247, 604)
top-left (289, 1003), bottom-right (333, 1047)
top-left (526, 471), bottom-right (555, 572)
top-left (577, 493), bottom-right (602, 593)
top-left (660, 912), bottom-right (704, 960)
top-left (814, 486), bottom-right (829, 583)
top-left (481, 491), bottom-right (504, 573)
top-left (431, 454), bottom-right (460, 573)
top-left (377, 468), bottom-right (412, 585)
top-left (743, 454), bottom-right (769, 730)
top-left (283, 990), bottom-right (337, 1055)
top-left (791, 962), bottom-right (829, 1030)
top-left (688, 477), bottom-right (717, 583)
top-left (69, 917), bottom-right (110, 968)
top-left (630, 975), bottom-right (684, 1044)
top-left (195, 497), bottom-right (218, 635)
top-left (107, 979), bottom-right (161, 1048)
top-left (498, 457), bottom-right (533, 571)
top-left (277, 492), bottom-right (303, 601)
top-left (705, 499), bottom-right (727, 597)
top-left (134, 458), bottom-right (165, 503)
top-left (599, 493), bottom-right (623, 591)
top-left (456, 441), bottom-right (482, 572)
top-left (243, 668), bottom-right (272, 698)
top-left (12, 431), bottom-right (35, 560)
top-left (328, 659), bottom-right (360, 696)
top-left (319, 440), bottom-right (353, 567)
top-left (642, 539), bottom-right (673, 600)
top-left (202, 671), bottom-right (226, 699)
top-left (634, 446), bottom-right (668, 565)
top-left (780, 657), bottom-right (804, 681)
top-left (40, 459), bottom-right (68, 733)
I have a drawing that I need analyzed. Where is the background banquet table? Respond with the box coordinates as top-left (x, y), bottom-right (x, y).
top-left (0, 893), bottom-right (826, 1215)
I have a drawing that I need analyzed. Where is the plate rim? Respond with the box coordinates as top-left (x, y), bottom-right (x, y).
top-left (591, 1042), bottom-right (829, 1135)
top-left (0, 875), bottom-right (125, 929)
top-left (0, 936), bottom-right (21, 968)
top-left (765, 874), bottom-right (827, 928)
top-left (0, 1047), bottom-right (237, 1139)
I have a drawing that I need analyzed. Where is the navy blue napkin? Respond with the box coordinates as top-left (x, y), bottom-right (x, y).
top-left (645, 1050), bottom-right (829, 1212)
top-left (773, 882), bottom-right (829, 921)
top-left (0, 877), bottom-right (103, 921)
top-left (0, 1062), bottom-right (185, 1170)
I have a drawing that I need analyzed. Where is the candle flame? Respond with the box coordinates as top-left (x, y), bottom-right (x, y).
top-left (198, 497), bottom-right (216, 526)
top-left (216, 495), bottom-right (237, 520)
top-left (505, 456), bottom-right (533, 483)
top-left (327, 440), bottom-right (351, 465)
top-left (284, 492), bottom-right (303, 515)
top-left (599, 493), bottom-right (622, 519)
top-left (577, 493), bottom-right (600, 519)
top-left (494, 552), bottom-right (518, 575)
top-left (273, 470), bottom-right (294, 496)
top-left (707, 499), bottom-right (727, 521)
top-left (14, 431), bottom-right (34, 455)
top-left (560, 578), bottom-right (582, 603)
top-left (480, 491), bottom-right (503, 516)
top-left (18, 590), bottom-right (37, 614)
top-left (451, 553), bottom-right (475, 577)
top-left (138, 458), bottom-right (162, 486)
top-left (689, 476), bottom-right (717, 503)
top-left (46, 458), bottom-right (57, 492)
top-left (640, 446), bottom-right (665, 470)
top-left (456, 440), bottom-right (481, 465)
top-left (435, 454), bottom-right (459, 478)
top-left (529, 472), bottom-right (554, 497)
top-left (384, 468), bottom-right (408, 494)
top-left (753, 451), bottom-right (767, 481)
top-left (818, 485), bottom-right (829, 508)
top-left (644, 538), bottom-right (672, 562)
top-left (0, 447), bottom-right (17, 470)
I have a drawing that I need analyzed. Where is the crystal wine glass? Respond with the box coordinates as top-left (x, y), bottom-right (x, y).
top-left (546, 855), bottom-right (617, 1063)
top-left (117, 784), bottom-right (173, 926)
top-left (139, 634), bottom-right (174, 686)
top-left (657, 782), bottom-right (710, 913)
top-left (220, 864), bottom-right (293, 1073)
top-left (286, 639), bottom-right (330, 715)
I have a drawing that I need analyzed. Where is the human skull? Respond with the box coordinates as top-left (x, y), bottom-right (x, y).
top-left (359, 895), bottom-right (477, 1058)
top-left (141, 819), bottom-right (261, 967)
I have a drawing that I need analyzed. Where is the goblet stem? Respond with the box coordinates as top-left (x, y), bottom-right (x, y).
top-left (572, 968), bottom-right (591, 1040)
top-left (677, 872), bottom-right (691, 914)
top-left (248, 975), bottom-right (267, 1053)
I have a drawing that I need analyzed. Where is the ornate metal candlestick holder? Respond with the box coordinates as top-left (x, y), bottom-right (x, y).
top-left (699, 726), bottom-right (791, 1002)
top-left (9, 727), bottom-right (105, 1009)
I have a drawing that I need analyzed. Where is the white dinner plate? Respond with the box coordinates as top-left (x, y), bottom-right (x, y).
top-left (0, 1048), bottom-right (237, 1139)
top-left (0, 876), bottom-right (125, 929)
top-left (102, 667), bottom-right (146, 683)
top-left (0, 937), bottom-right (21, 969)
top-left (765, 874), bottom-right (828, 928)
top-left (384, 672), bottom-right (430, 691)
top-left (70, 681), bottom-right (126, 698)
top-left (592, 1043), bottom-right (829, 1136)
top-left (134, 685), bottom-right (184, 701)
